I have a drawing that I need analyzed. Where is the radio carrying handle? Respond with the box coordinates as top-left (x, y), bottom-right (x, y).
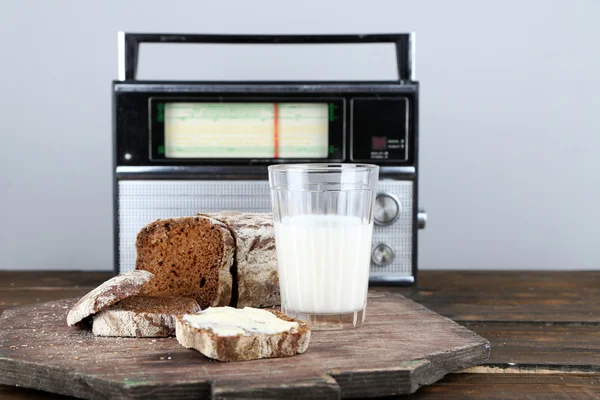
top-left (117, 32), bottom-right (415, 82)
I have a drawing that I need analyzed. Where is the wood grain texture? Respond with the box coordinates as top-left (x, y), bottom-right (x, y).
top-left (211, 374), bottom-right (340, 400)
top-left (465, 322), bottom-right (600, 370)
top-left (0, 272), bottom-right (112, 315)
top-left (390, 271), bottom-right (600, 323)
top-left (0, 272), bottom-right (112, 289)
top-left (0, 289), bottom-right (92, 315)
top-left (0, 385), bottom-right (77, 400)
top-left (0, 293), bottom-right (489, 399)
top-left (2, 373), bottom-right (598, 400)
top-left (404, 373), bottom-right (600, 400)
top-left (0, 270), bottom-right (598, 399)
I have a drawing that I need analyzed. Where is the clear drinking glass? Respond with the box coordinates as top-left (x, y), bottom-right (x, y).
top-left (268, 164), bottom-right (379, 330)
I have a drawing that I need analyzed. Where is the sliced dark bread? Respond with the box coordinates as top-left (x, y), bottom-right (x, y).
top-left (92, 295), bottom-right (200, 337)
top-left (135, 216), bottom-right (234, 309)
top-left (199, 212), bottom-right (279, 308)
top-left (67, 270), bottom-right (154, 326)
top-left (175, 307), bottom-right (310, 362)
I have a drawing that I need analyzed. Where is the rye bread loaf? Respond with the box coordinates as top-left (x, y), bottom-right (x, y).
top-left (67, 270), bottom-right (154, 326)
top-left (92, 295), bottom-right (201, 337)
top-left (175, 308), bottom-right (310, 362)
top-left (135, 216), bottom-right (234, 309)
top-left (200, 212), bottom-right (279, 308)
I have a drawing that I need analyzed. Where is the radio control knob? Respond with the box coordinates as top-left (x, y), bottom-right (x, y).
top-left (374, 192), bottom-right (401, 226)
top-left (372, 244), bottom-right (395, 266)
top-left (418, 208), bottom-right (427, 229)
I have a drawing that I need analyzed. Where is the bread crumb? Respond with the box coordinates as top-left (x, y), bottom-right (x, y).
top-left (74, 357), bottom-right (79, 360)
top-left (160, 357), bottom-right (165, 360)
top-left (50, 344), bottom-right (54, 347)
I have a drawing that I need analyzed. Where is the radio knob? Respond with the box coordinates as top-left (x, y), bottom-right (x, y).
top-left (372, 244), bottom-right (395, 266)
top-left (374, 192), bottom-right (401, 226)
top-left (418, 208), bottom-right (427, 229)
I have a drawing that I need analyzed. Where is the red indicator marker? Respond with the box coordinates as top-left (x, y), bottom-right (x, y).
top-left (273, 103), bottom-right (280, 158)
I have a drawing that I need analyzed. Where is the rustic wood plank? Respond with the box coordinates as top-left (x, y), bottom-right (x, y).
top-left (211, 374), bottom-right (340, 399)
top-left (2, 374), bottom-right (600, 400)
top-left (390, 271), bottom-right (600, 323)
top-left (0, 272), bottom-right (598, 369)
top-left (0, 385), bottom-right (76, 399)
top-left (0, 271), bottom-right (598, 398)
top-left (464, 322), bottom-right (600, 369)
top-left (0, 295), bottom-right (489, 399)
top-left (1, 272), bottom-right (598, 370)
top-left (0, 289), bottom-right (93, 315)
top-left (0, 272), bottom-right (112, 289)
top-left (3, 374), bottom-right (599, 400)
top-left (417, 271), bottom-right (600, 294)
top-left (403, 373), bottom-right (600, 400)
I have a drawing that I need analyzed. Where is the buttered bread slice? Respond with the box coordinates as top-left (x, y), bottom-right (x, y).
top-left (175, 307), bottom-right (311, 362)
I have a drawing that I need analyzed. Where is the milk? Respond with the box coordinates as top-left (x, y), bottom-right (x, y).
top-left (274, 214), bottom-right (373, 314)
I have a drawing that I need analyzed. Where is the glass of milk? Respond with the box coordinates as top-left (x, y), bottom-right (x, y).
top-left (268, 164), bottom-right (379, 330)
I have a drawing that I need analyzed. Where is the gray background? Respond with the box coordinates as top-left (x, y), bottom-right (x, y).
top-left (1, 0), bottom-right (599, 270)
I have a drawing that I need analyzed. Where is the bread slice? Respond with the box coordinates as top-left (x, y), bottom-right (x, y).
top-left (200, 212), bottom-right (279, 308)
top-left (67, 270), bottom-right (154, 326)
top-left (135, 216), bottom-right (234, 309)
top-left (92, 295), bottom-right (200, 337)
top-left (175, 307), bottom-right (310, 362)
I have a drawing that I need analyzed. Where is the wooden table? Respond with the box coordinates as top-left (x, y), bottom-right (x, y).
top-left (0, 271), bottom-right (598, 399)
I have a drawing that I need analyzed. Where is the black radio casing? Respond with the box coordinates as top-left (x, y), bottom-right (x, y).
top-left (114, 84), bottom-right (418, 166)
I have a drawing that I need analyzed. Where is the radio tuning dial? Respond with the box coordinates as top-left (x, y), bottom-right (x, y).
top-left (374, 192), bottom-right (401, 226)
top-left (372, 244), bottom-right (394, 266)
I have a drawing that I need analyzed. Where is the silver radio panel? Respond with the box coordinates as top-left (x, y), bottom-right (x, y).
top-left (118, 180), bottom-right (413, 281)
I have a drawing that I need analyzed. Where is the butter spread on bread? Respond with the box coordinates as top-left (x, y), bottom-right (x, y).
top-left (183, 306), bottom-right (298, 336)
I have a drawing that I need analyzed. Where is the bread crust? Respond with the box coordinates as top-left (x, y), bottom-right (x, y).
top-left (66, 270), bottom-right (154, 326)
top-left (92, 296), bottom-right (200, 337)
top-left (135, 216), bottom-right (234, 309)
top-left (200, 212), bottom-right (279, 308)
top-left (175, 309), bottom-right (310, 362)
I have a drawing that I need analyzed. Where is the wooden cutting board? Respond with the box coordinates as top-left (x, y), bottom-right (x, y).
top-left (0, 292), bottom-right (490, 399)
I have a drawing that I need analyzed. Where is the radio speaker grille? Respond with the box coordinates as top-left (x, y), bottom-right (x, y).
top-left (117, 180), bottom-right (413, 279)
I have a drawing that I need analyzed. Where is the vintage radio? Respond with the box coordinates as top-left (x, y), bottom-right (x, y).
top-left (113, 33), bottom-right (426, 284)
